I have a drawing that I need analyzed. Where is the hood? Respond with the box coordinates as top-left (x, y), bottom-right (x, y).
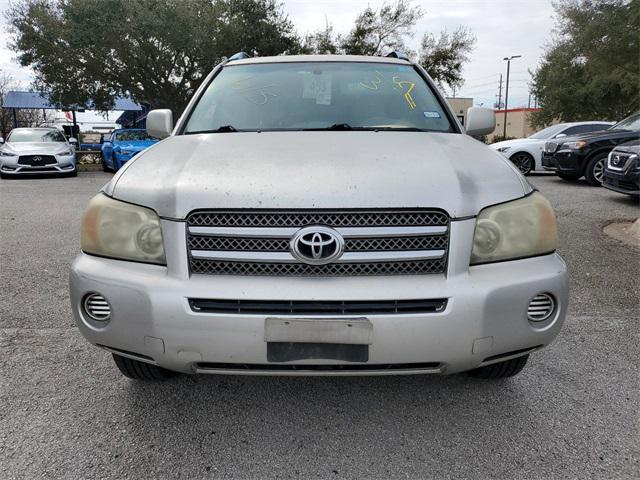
top-left (490, 138), bottom-right (537, 149)
top-left (553, 128), bottom-right (634, 145)
top-left (107, 131), bottom-right (530, 219)
top-left (2, 141), bottom-right (70, 154)
top-left (613, 139), bottom-right (640, 154)
top-left (113, 140), bottom-right (157, 151)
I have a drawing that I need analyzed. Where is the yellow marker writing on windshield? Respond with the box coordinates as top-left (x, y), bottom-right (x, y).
top-left (393, 77), bottom-right (417, 109)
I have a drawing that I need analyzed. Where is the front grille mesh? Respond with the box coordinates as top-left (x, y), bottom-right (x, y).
top-left (187, 210), bottom-right (449, 277)
top-left (188, 210), bottom-right (449, 228)
top-left (191, 258), bottom-right (447, 276)
top-left (188, 235), bottom-right (448, 252)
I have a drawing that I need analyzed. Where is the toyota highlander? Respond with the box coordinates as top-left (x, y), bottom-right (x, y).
top-left (70, 53), bottom-right (568, 381)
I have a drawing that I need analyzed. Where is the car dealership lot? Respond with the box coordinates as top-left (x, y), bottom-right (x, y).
top-left (0, 173), bottom-right (638, 479)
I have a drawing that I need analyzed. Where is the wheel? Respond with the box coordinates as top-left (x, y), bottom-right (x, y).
top-left (557, 172), bottom-right (581, 181)
top-left (467, 354), bottom-right (529, 379)
top-left (112, 354), bottom-right (176, 380)
top-left (510, 152), bottom-right (534, 175)
top-left (584, 153), bottom-right (608, 186)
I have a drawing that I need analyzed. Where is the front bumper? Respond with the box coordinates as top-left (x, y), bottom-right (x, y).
top-left (603, 169), bottom-right (640, 197)
top-left (70, 219), bottom-right (568, 375)
top-left (542, 150), bottom-right (582, 175)
top-left (0, 154), bottom-right (76, 175)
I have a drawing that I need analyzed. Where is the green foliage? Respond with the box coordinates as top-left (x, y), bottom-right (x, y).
top-left (301, 19), bottom-right (339, 54)
top-left (7, 0), bottom-right (300, 114)
top-left (419, 27), bottom-right (476, 91)
top-left (340, 0), bottom-right (422, 56)
top-left (7, 0), bottom-right (477, 115)
top-left (530, 0), bottom-right (640, 127)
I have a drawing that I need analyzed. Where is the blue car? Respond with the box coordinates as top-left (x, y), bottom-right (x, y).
top-left (101, 129), bottom-right (158, 172)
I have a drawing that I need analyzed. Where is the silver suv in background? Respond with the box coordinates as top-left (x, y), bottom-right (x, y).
top-left (0, 127), bottom-right (77, 178)
top-left (70, 54), bottom-right (568, 381)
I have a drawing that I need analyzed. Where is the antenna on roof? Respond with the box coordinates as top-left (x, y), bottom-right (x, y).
top-left (385, 51), bottom-right (409, 61)
top-left (228, 52), bottom-right (250, 61)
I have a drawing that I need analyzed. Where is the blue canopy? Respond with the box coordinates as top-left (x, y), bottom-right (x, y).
top-left (1, 91), bottom-right (142, 111)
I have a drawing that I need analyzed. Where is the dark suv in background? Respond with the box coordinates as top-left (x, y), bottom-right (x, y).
top-left (603, 140), bottom-right (640, 197)
top-left (542, 112), bottom-right (640, 186)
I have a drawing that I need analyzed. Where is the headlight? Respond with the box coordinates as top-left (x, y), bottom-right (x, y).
top-left (564, 140), bottom-right (587, 150)
top-left (496, 146), bottom-right (511, 153)
top-left (470, 192), bottom-right (558, 265)
top-left (0, 150), bottom-right (17, 157)
top-left (59, 149), bottom-right (73, 156)
top-left (81, 194), bottom-right (166, 265)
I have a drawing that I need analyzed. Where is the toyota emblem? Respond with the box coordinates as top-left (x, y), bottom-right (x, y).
top-left (290, 226), bottom-right (344, 265)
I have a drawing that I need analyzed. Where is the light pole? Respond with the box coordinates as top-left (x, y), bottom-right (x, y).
top-left (502, 55), bottom-right (521, 138)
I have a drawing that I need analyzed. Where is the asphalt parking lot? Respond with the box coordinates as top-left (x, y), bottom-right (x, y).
top-left (0, 172), bottom-right (638, 479)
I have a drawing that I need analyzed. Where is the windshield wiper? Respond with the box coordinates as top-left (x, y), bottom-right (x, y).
top-left (304, 123), bottom-right (354, 131)
top-left (303, 124), bottom-right (430, 132)
top-left (186, 125), bottom-right (238, 134)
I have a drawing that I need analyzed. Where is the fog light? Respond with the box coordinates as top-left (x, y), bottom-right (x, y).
top-left (83, 293), bottom-right (111, 321)
top-left (527, 293), bottom-right (555, 322)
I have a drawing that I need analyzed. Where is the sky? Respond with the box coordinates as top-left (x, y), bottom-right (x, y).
top-left (0, 0), bottom-right (557, 110)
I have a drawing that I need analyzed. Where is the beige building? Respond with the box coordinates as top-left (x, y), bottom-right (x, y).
top-left (489, 108), bottom-right (544, 142)
top-left (445, 97), bottom-right (473, 127)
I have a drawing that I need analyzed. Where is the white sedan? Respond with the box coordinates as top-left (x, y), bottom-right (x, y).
top-left (490, 121), bottom-right (613, 175)
top-left (0, 127), bottom-right (78, 178)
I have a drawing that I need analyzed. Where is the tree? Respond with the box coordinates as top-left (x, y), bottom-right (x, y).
top-left (7, 0), bottom-right (301, 115)
top-left (301, 19), bottom-right (339, 55)
top-left (0, 70), bottom-right (53, 137)
top-left (340, 0), bottom-right (422, 56)
top-left (530, 0), bottom-right (639, 127)
top-left (339, 1), bottom-right (474, 90)
top-left (419, 27), bottom-right (476, 92)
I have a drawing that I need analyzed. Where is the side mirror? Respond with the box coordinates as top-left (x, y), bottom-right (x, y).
top-left (69, 137), bottom-right (78, 144)
top-left (554, 133), bottom-right (567, 138)
top-left (0, 137), bottom-right (4, 144)
top-left (465, 107), bottom-right (496, 137)
top-left (147, 109), bottom-right (173, 139)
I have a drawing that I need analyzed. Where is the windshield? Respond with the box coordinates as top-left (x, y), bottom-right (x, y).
top-left (115, 130), bottom-right (154, 141)
top-left (8, 129), bottom-right (66, 143)
top-left (528, 124), bottom-right (566, 139)
top-left (611, 112), bottom-right (640, 131)
top-left (184, 62), bottom-right (454, 133)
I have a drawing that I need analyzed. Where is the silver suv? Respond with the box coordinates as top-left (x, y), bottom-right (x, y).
top-left (70, 54), bottom-right (567, 380)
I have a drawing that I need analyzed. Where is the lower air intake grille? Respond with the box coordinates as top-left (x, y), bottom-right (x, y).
top-left (189, 298), bottom-right (448, 315)
top-left (527, 293), bottom-right (556, 322)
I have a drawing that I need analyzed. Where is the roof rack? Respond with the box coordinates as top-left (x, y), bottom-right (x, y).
top-left (227, 52), bottom-right (250, 61)
top-left (385, 51), bottom-right (410, 61)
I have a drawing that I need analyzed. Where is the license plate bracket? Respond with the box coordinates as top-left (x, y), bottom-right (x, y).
top-left (264, 317), bottom-right (373, 345)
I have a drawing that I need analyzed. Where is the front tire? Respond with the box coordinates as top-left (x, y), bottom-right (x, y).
top-left (112, 354), bottom-right (176, 380)
top-left (510, 152), bottom-right (534, 175)
top-left (468, 354), bottom-right (529, 379)
top-left (584, 153), bottom-right (607, 186)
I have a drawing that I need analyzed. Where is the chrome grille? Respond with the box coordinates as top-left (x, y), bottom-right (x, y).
top-left (186, 210), bottom-right (450, 276)
top-left (607, 152), bottom-right (635, 171)
top-left (188, 235), bottom-right (448, 252)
